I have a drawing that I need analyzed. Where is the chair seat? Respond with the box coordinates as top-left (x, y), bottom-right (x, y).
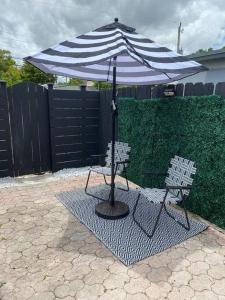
top-left (90, 166), bottom-right (121, 176)
top-left (138, 188), bottom-right (181, 204)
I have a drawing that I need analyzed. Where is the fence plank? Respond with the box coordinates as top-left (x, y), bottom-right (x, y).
top-left (176, 83), bottom-right (184, 96)
top-left (29, 84), bottom-right (41, 173)
top-left (21, 83), bottom-right (34, 174)
top-left (130, 87), bottom-right (136, 98)
top-left (136, 86), bottom-right (151, 99)
top-left (136, 86), bottom-right (143, 99)
top-left (152, 85), bottom-right (164, 98)
top-left (204, 83), bottom-right (214, 95)
top-left (215, 82), bottom-right (225, 97)
top-left (0, 81), bottom-right (13, 177)
top-left (184, 83), bottom-right (194, 96)
top-left (193, 82), bottom-right (204, 96)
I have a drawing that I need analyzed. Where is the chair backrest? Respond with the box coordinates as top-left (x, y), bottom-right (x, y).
top-left (165, 155), bottom-right (196, 200)
top-left (105, 141), bottom-right (130, 172)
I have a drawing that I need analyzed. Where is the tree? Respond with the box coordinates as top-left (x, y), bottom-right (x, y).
top-left (191, 47), bottom-right (221, 56)
top-left (21, 62), bottom-right (56, 84)
top-left (93, 81), bottom-right (112, 90)
top-left (67, 78), bottom-right (83, 86)
top-left (191, 49), bottom-right (207, 56)
top-left (0, 49), bottom-right (21, 86)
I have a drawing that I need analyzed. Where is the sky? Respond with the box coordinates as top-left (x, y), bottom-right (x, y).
top-left (1, 0), bottom-right (225, 64)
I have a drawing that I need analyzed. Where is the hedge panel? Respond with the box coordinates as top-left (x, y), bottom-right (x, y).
top-left (118, 95), bottom-right (225, 229)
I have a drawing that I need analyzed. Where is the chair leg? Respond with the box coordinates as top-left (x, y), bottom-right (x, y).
top-left (149, 201), bottom-right (166, 238)
top-left (124, 170), bottom-right (129, 191)
top-left (132, 191), bottom-right (141, 218)
top-left (85, 170), bottom-right (91, 192)
top-left (85, 170), bottom-right (108, 202)
top-left (164, 203), bottom-right (190, 231)
top-left (132, 192), bottom-right (166, 239)
top-left (103, 172), bottom-right (129, 192)
top-left (117, 169), bottom-right (129, 192)
top-left (103, 174), bottom-right (110, 186)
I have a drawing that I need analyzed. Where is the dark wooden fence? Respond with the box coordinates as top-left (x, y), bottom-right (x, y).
top-left (7, 82), bottom-right (51, 176)
top-left (48, 84), bottom-right (100, 172)
top-left (1, 80), bottom-right (225, 178)
top-left (0, 81), bottom-right (101, 177)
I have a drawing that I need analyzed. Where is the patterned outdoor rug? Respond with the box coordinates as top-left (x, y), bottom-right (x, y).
top-left (57, 185), bottom-right (208, 265)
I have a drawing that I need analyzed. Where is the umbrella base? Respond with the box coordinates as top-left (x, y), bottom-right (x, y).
top-left (95, 201), bottom-right (129, 220)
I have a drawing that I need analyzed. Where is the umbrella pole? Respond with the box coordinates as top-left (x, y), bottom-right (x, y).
top-left (95, 56), bottom-right (129, 219)
top-left (110, 56), bottom-right (117, 207)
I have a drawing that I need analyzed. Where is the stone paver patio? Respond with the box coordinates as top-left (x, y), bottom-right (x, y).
top-left (0, 174), bottom-right (225, 300)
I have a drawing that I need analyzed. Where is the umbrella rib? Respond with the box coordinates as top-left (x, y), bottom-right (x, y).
top-left (107, 57), bottom-right (112, 82)
top-left (121, 34), bottom-right (172, 80)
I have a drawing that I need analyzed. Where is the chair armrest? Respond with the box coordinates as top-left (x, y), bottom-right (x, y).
top-left (165, 185), bottom-right (192, 202)
top-left (116, 159), bottom-right (130, 165)
top-left (143, 171), bottom-right (167, 177)
top-left (166, 185), bottom-right (191, 190)
top-left (115, 160), bottom-right (130, 174)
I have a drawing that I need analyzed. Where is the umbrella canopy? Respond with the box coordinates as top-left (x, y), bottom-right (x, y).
top-left (25, 19), bottom-right (206, 85)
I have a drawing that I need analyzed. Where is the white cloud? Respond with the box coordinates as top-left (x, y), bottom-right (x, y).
top-left (180, 0), bottom-right (225, 53)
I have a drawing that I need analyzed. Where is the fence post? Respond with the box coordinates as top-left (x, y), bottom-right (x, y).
top-left (204, 83), bottom-right (214, 95)
top-left (0, 80), bottom-right (7, 102)
top-left (176, 83), bottom-right (184, 96)
top-left (215, 82), bottom-right (225, 97)
top-left (47, 83), bottom-right (55, 172)
top-left (152, 85), bottom-right (164, 98)
top-left (0, 80), bottom-right (13, 177)
top-left (80, 84), bottom-right (87, 166)
top-left (184, 83), bottom-right (194, 96)
top-left (0, 80), bottom-right (7, 103)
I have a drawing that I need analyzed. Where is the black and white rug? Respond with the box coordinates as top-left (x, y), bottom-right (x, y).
top-left (57, 185), bottom-right (207, 265)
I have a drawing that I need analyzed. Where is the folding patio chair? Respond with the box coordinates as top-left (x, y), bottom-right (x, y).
top-left (133, 155), bottom-right (196, 238)
top-left (85, 141), bottom-right (131, 201)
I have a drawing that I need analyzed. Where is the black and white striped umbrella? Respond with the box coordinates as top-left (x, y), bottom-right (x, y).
top-left (25, 19), bottom-right (206, 85)
top-left (25, 19), bottom-right (206, 219)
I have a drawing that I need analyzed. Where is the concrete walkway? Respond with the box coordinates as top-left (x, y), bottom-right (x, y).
top-left (0, 174), bottom-right (225, 300)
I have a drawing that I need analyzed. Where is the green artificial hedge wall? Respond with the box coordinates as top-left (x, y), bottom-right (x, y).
top-left (118, 95), bottom-right (225, 229)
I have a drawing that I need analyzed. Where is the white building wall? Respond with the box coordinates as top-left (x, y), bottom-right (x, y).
top-left (179, 59), bottom-right (225, 84)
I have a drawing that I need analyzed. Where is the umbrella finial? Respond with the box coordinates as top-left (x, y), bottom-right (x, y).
top-left (97, 18), bottom-right (135, 32)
